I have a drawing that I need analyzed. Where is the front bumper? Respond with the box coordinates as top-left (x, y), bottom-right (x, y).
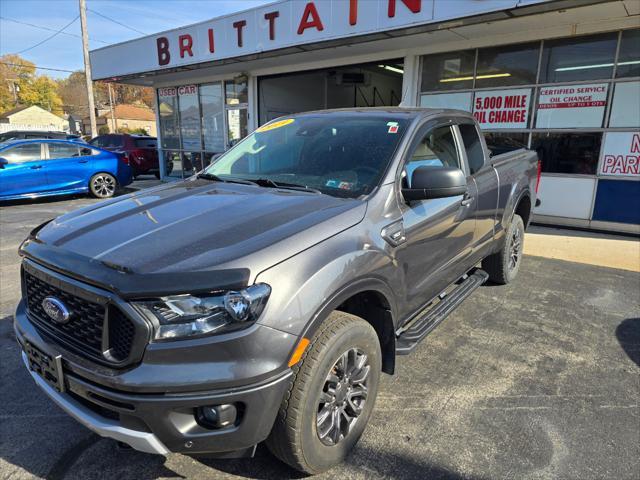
top-left (15, 300), bottom-right (293, 456)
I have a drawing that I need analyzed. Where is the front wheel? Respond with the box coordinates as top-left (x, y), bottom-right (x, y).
top-left (89, 173), bottom-right (117, 198)
top-left (266, 311), bottom-right (381, 474)
top-left (482, 213), bottom-right (525, 284)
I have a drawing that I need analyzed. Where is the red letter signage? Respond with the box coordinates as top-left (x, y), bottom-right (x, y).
top-left (208, 28), bottom-right (215, 53)
top-left (264, 11), bottom-right (279, 40)
top-left (179, 34), bottom-right (193, 58)
top-left (233, 20), bottom-right (247, 47)
top-left (156, 37), bottom-right (170, 66)
top-left (388, 0), bottom-right (421, 17)
top-left (349, 0), bottom-right (358, 25)
top-left (297, 2), bottom-right (324, 34)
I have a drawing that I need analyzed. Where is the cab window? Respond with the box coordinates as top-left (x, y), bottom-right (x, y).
top-left (1, 144), bottom-right (42, 163)
top-left (458, 124), bottom-right (485, 174)
top-left (404, 125), bottom-right (460, 187)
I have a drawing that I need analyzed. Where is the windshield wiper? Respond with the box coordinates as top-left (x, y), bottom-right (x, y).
top-left (253, 178), bottom-right (322, 194)
top-left (197, 173), bottom-right (257, 186)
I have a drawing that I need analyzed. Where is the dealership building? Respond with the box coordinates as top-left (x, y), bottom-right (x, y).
top-left (90, 0), bottom-right (640, 233)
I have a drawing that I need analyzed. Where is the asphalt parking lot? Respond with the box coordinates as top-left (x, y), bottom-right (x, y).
top-left (0, 186), bottom-right (638, 480)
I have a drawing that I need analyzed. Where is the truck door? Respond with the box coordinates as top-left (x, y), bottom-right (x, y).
top-left (396, 121), bottom-right (477, 317)
top-left (458, 122), bottom-right (500, 256)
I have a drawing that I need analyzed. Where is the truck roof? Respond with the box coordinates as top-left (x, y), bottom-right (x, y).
top-left (283, 106), bottom-right (474, 121)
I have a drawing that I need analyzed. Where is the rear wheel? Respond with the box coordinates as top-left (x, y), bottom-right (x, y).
top-left (266, 311), bottom-right (381, 474)
top-left (89, 173), bottom-right (117, 198)
top-left (482, 213), bottom-right (525, 284)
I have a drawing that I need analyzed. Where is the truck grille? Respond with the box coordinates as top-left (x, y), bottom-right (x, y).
top-left (24, 270), bottom-right (137, 364)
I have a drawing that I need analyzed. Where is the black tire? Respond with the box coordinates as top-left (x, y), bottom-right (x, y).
top-left (89, 172), bottom-right (117, 198)
top-left (482, 214), bottom-right (525, 285)
top-left (154, 171), bottom-right (161, 179)
top-left (266, 311), bottom-right (381, 474)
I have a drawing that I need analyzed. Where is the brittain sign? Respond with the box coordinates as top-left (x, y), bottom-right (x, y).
top-left (89, 1), bottom-right (550, 80)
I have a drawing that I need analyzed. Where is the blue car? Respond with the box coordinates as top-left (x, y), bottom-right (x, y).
top-left (0, 139), bottom-right (132, 201)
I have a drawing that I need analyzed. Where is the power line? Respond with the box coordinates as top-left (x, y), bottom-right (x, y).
top-left (88, 8), bottom-right (147, 36)
top-left (0, 16), bottom-right (109, 44)
top-left (0, 62), bottom-right (77, 74)
top-left (10, 15), bottom-right (80, 55)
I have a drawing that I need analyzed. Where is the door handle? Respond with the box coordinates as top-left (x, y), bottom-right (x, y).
top-left (461, 194), bottom-right (474, 207)
top-left (78, 159), bottom-right (89, 163)
top-left (30, 165), bottom-right (42, 170)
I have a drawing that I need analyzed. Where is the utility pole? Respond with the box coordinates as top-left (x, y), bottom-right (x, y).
top-left (108, 83), bottom-right (117, 133)
top-left (79, 0), bottom-right (97, 137)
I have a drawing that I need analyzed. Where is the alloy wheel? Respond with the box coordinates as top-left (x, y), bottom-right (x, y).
top-left (316, 348), bottom-right (370, 446)
top-left (509, 227), bottom-right (522, 271)
top-left (92, 174), bottom-right (116, 198)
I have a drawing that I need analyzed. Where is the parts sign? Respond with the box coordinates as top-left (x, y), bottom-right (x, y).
top-left (599, 132), bottom-right (640, 177)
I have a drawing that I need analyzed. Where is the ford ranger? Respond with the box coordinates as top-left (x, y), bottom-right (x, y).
top-left (14, 108), bottom-right (539, 474)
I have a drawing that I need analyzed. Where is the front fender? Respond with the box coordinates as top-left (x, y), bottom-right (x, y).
top-left (254, 235), bottom-right (399, 339)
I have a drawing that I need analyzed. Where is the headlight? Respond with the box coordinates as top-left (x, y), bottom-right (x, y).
top-left (134, 283), bottom-right (271, 341)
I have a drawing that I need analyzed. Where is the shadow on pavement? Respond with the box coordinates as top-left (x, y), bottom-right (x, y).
top-left (616, 318), bottom-right (640, 367)
top-left (196, 443), bottom-right (483, 480)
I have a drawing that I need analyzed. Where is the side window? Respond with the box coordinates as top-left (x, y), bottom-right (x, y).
top-left (405, 125), bottom-right (460, 187)
top-left (459, 124), bottom-right (485, 174)
top-left (1, 144), bottom-right (42, 163)
top-left (80, 147), bottom-right (98, 156)
top-left (48, 143), bottom-right (80, 159)
top-left (89, 136), bottom-right (107, 147)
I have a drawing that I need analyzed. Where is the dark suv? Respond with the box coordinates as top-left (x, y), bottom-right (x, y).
top-left (89, 134), bottom-right (164, 178)
top-left (0, 130), bottom-right (82, 143)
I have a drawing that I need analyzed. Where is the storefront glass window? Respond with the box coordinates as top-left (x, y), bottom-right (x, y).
top-left (200, 83), bottom-right (225, 153)
top-left (421, 50), bottom-right (476, 91)
top-left (178, 86), bottom-right (202, 151)
top-left (158, 88), bottom-right (180, 150)
top-left (165, 150), bottom-right (183, 178)
top-left (532, 132), bottom-right (602, 175)
top-left (227, 109), bottom-right (248, 148)
top-left (225, 77), bottom-right (248, 105)
top-left (475, 43), bottom-right (539, 88)
top-left (484, 132), bottom-right (529, 156)
top-left (539, 33), bottom-right (618, 83)
top-left (181, 151), bottom-right (204, 177)
top-left (616, 29), bottom-right (640, 78)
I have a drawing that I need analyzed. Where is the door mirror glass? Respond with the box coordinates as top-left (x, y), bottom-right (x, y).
top-left (402, 166), bottom-right (467, 201)
top-left (0, 157), bottom-right (8, 168)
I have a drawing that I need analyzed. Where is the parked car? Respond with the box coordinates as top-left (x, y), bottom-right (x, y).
top-left (89, 133), bottom-right (167, 178)
top-left (15, 108), bottom-right (539, 473)
top-left (0, 130), bottom-right (83, 143)
top-left (0, 139), bottom-right (132, 201)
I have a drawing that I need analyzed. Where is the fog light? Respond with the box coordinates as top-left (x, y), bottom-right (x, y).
top-left (196, 404), bottom-right (237, 429)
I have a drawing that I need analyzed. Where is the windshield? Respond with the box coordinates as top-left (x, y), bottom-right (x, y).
top-left (204, 114), bottom-right (409, 198)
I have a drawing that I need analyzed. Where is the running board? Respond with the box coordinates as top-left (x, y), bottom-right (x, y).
top-left (396, 269), bottom-right (489, 355)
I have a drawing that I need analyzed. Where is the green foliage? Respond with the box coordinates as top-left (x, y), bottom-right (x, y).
top-left (118, 127), bottom-right (149, 135)
top-left (98, 125), bottom-right (110, 135)
top-left (0, 54), bottom-right (62, 114)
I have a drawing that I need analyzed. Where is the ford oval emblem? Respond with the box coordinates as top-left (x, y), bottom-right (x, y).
top-left (42, 297), bottom-right (71, 324)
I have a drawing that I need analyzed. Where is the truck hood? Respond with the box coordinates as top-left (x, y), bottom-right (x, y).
top-left (28, 179), bottom-right (366, 291)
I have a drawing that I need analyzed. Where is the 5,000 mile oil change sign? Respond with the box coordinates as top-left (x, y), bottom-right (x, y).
top-left (472, 89), bottom-right (531, 129)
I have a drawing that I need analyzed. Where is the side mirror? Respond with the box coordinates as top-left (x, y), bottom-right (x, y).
top-left (0, 157), bottom-right (8, 169)
top-left (402, 166), bottom-right (467, 202)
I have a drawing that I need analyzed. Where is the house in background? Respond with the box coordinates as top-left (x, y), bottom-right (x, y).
top-left (84, 104), bottom-right (157, 136)
top-left (0, 105), bottom-right (67, 133)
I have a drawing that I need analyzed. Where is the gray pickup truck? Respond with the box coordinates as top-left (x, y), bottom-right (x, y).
top-left (14, 108), bottom-right (539, 474)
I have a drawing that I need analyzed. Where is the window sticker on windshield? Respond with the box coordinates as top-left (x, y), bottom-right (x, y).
top-left (325, 180), bottom-right (340, 188)
top-left (339, 182), bottom-right (354, 190)
top-left (256, 118), bottom-right (294, 132)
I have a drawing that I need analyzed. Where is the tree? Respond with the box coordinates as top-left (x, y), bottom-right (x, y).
top-left (0, 54), bottom-right (64, 115)
top-left (0, 54), bottom-right (36, 112)
top-left (18, 75), bottom-right (63, 114)
top-left (57, 71), bottom-right (108, 117)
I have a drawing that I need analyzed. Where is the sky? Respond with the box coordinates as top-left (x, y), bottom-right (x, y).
top-left (0, 0), bottom-right (272, 78)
